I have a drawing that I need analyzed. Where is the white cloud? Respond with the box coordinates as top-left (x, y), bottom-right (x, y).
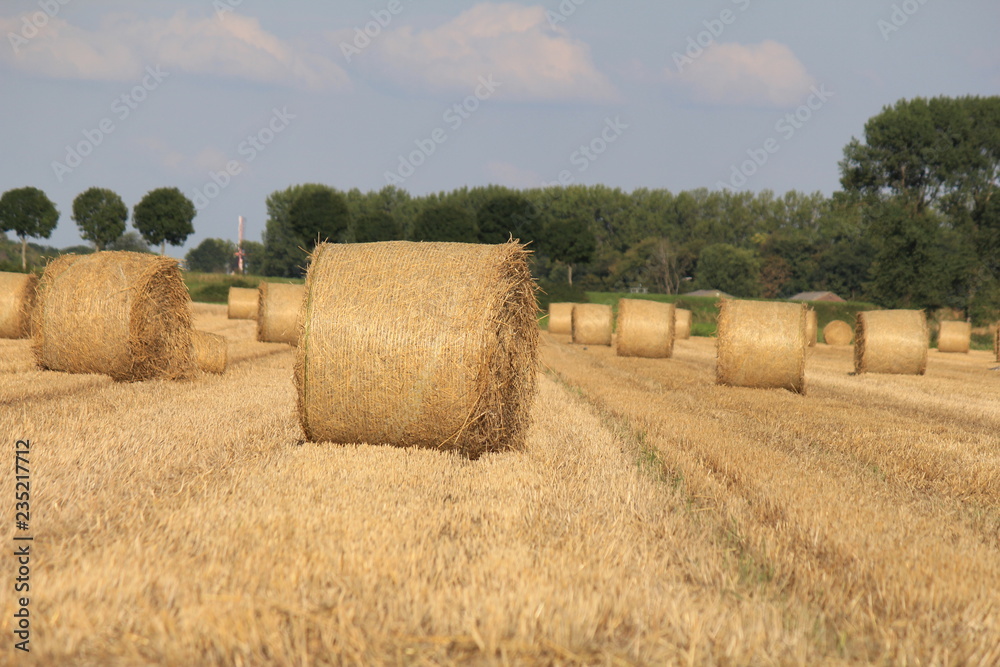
top-left (0, 11), bottom-right (350, 91)
top-left (666, 40), bottom-right (815, 107)
top-left (353, 3), bottom-right (619, 103)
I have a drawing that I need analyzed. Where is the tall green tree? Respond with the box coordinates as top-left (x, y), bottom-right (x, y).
top-left (185, 238), bottom-right (235, 273)
top-left (133, 187), bottom-right (196, 255)
top-left (694, 243), bottom-right (761, 297)
top-left (412, 203), bottom-right (478, 243)
top-left (476, 193), bottom-right (537, 244)
top-left (72, 187), bottom-right (127, 251)
top-left (287, 185), bottom-right (351, 248)
top-left (0, 186), bottom-right (59, 270)
top-left (538, 209), bottom-right (595, 286)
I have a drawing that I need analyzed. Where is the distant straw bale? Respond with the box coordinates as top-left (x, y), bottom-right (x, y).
top-left (675, 308), bottom-right (692, 340)
top-left (572, 304), bottom-right (613, 346)
top-left (716, 299), bottom-right (807, 393)
top-left (823, 320), bottom-right (853, 346)
top-left (854, 310), bottom-right (928, 375)
top-left (192, 330), bottom-right (227, 374)
top-left (295, 241), bottom-right (538, 458)
top-left (616, 298), bottom-right (675, 359)
top-left (0, 271), bottom-right (37, 339)
top-left (937, 321), bottom-right (971, 354)
top-left (228, 287), bottom-right (258, 320)
top-left (257, 283), bottom-right (305, 345)
top-left (805, 309), bottom-right (818, 347)
top-left (547, 302), bottom-right (573, 335)
top-left (32, 251), bottom-right (194, 381)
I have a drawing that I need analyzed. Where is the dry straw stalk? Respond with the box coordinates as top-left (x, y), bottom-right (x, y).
top-left (675, 308), bottom-right (692, 340)
top-left (823, 320), bottom-right (853, 346)
top-left (547, 302), bottom-right (573, 335)
top-left (937, 320), bottom-right (971, 354)
top-left (0, 271), bottom-right (38, 339)
top-left (571, 304), bottom-right (613, 346)
top-left (805, 309), bottom-right (818, 347)
top-left (295, 241), bottom-right (538, 458)
top-left (228, 287), bottom-right (258, 320)
top-left (716, 299), bottom-right (807, 393)
top-left (616, 298), bottom-right (675, 359)
top-left (32, 251), bottom-right (195, 381)
top-left (257, 282), bottom-right (305, 345)
top-left (191, 330), bottom-right (227, 374)
top-left (854, 310), bottom-right (929, 375)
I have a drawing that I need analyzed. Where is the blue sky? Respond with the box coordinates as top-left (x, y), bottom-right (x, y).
top-left (1, 0), bottom-right (997, 256)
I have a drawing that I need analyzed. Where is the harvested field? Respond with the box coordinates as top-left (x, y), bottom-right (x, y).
top-left (3, 305), bottom-right (1000, 664)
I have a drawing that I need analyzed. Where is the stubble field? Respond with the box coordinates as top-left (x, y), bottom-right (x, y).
top-left (2, 303), bottom-right (999, 665)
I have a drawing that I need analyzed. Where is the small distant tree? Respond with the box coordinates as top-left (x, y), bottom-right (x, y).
top-left (185, 238), bottom-right (236, 273)
top-left (412, 203), bottom-right (478, 242)
top-left (72, 187), bottom-right (127, 251)
top-left (107, 231), bottom-right (151, 253)
top-left (0, 186), bottom-right (59, 270)
top-left (133, 187), bottom-right (196, 255)
top-left (240, 240), bottom-right (265, 274)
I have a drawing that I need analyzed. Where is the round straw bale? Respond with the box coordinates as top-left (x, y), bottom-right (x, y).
top-left (32, 251), bottom-right (195, 381)
top-left (295, 241), bottom-right (538, 458)
top-left (716, 300), bottom-right (807, 393)
top-left (192, 330), bottom-right (227, 374)
top-left (572, 304), bottom-right (613, 346)
top-left (823, 320), bottom-right (853, 346)
top-left (228, 287), bottom-right (258, 320)
top-left (616, 298), bottom-right (675, 359)
top-left (257, 282), bottom-right (305, 345)
top-left (547, 302), bottom-right (573, 335)
top-left (0, 271), bottom-right (38, 339)
top-left (805, 309), bottom-right (818, 347)
top-left (937, 320), bottom-right (971, 354)
top-left (675, 308), bottom-right (692, 340)
top-left (854, 310), bottom-right (928, 375)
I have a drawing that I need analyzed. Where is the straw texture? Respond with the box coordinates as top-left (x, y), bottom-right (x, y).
top-left (571, 304), bottom-right (613, 346)
top-left (32, 251), bottom-right (195, 381)
top-left (228, 287), bottom-right (258, 320)
top-left (854, 310), bottom-right (929, 375)
top-left (257, 282), bottom-right (305, 345)
top-left (547, 302), bottom-right (573, 335)
top-left (675, 308), bottom-right (692, 340)
top-left (823, 320), bottom-right (853, 346)
top-left (192, 330), bottom-right (227, 374)
top-left (937, 321), bottom-right (971, 354)
top-left (615, 298), bottom-right (675, 359)
top-left (716, 299), bottom-right (807, 393)
top-left (805, 310), bottom-right (818, 347)
top-left (295, 241), bottom-right (538, 458)
top-left (996, 325), bottom-right (999, 362)
top-left (0, 271), bottom-right (37, 339)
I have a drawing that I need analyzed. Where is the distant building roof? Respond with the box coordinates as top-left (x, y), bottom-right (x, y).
top-left (684, 289), bottom-right (733, 298)
top-left (789, 291), bottom-right (845, 302)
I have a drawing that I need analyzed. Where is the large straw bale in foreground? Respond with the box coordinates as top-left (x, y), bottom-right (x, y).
top-left (854, 310), bottom-right (928, 375)
top-left (616, 298), bottom-right (675, 358)
top-left (937, 320), bottom-right (971, 354)
top-left (716, 300), bottom-right (807, 393)
top-left (192, 330), bottom-right (227, 374)
top-left (0, 271), bottom-right (37, 339)
top-left (32, 252), bottom-right (194, 381)
top-left (295, 241), bottom-right (538, 458)
top-left (675, 308), bottom-right (692, 340)
top-left (227, 287), bottom-right (258, 319)
top-left (805, 309), bottom-right (818, 347)
top-left (823, 320), bottom-right (853, 346)
top-left (547, 302), bottom-right (573, 335)
top-left (572, 304), bottom-right (613, 346)
top-left (257, 282), bottom-right (305, 345)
